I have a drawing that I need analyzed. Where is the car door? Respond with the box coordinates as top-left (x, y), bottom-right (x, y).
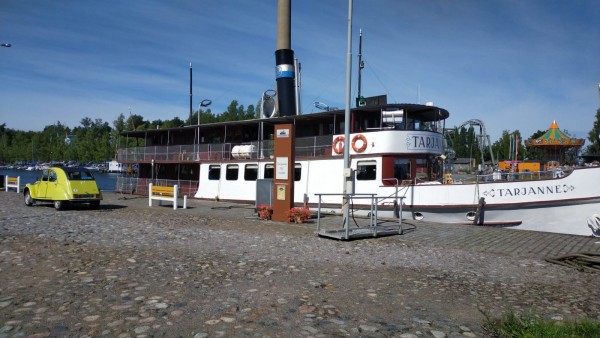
top-left (37, 169), bottom-right (50, 199)
top-left (46, 169), bottom-right (59, 199)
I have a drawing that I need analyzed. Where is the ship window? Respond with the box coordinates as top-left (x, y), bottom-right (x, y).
top-left (416, 159), bottom-right (428, 181)
top-left (357, 161), bottom-right (377, 180)
top-left (294, 163), bottom-right (301, 181)
top-left (414, 120), bottom-right (422, 130)
top-left (262, 163), bottom-right (300, 180)
top-left (244, 164), bottom-right (258, 181)
top-left (226, 164), bottom-right (239, 180)
top-left (179, 164), bottom-right (197, 180)
top-left (382, 109), bottom-right (404, 129)
top-left (264, 164), bottom-right (274, 179)
top-left (394, 159), bottom-right (410, 180)
top-left (208, 165), bottom-right (221, 180)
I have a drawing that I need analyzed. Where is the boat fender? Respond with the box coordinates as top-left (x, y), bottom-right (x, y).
top-left (588, 214), bottom-right (600, 237)
top-left (351, 134), bottom-right (367, 153)
top-left (332, 136), bottom-right (345, 154)
top-left (474, 197), bottom-right (485, 225)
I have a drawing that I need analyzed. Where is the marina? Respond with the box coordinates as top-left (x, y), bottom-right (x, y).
top-left (0, 168), bottom-right (119, 193)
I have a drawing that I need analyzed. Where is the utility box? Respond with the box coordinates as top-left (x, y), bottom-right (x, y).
top-left (255, 179), bottom-right (273, 209)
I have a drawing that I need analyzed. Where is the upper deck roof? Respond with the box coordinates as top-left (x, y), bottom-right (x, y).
top-left (121, 103), bottom-right (449, 137)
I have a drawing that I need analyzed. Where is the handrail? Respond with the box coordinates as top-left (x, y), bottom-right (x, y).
top-left (315, 192), bottom-right (405, 240)
top-left (474, 168), bottom-right (573, 183)
top-left (116, 135), bottom-right (333, 162)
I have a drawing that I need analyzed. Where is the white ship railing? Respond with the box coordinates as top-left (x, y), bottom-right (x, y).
top-left (116, 135), bottom-right (333, 162)
top-left (471, 167), bottom-right (573, 183)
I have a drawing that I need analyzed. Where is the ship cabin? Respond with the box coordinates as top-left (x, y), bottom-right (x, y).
top-left (116, 102), bottom-right (449, 198)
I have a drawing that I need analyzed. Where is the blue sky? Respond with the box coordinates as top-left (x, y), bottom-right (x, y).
top-left (1, 0), bottom-right (599, 142)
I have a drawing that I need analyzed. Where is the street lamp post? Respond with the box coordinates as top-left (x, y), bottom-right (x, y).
top-left (151, 159), bottom-right (155, 184)
top-left (197, 99), bottom-right (212, 159)
top-left (197, 99), bottom-right (212, 125)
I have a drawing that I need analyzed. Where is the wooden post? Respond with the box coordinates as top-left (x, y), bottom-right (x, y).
top-left (271, 124), bottom-right (295, 222)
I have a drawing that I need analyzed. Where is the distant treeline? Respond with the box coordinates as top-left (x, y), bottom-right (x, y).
top-left (1, 103), bottom-right (599, 165)
top-left (0, 100), bottom-right (256, 163)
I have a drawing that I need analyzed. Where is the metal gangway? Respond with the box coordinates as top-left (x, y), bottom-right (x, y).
top-left (315, 193), bottom-right (406, 240)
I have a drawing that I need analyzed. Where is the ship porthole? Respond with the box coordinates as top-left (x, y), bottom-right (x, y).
top-left (414, 212), bottom-right (424, 220)
top-left (466, 211), bottom-right (476, 221)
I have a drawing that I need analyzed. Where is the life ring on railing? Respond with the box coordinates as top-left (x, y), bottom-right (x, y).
top-left (332, 136), bottom-right (345, 154)
top-left (351, 134), bottom-right (367, 153)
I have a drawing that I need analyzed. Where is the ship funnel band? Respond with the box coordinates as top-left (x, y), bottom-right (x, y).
top-left (276, 64), bottom-right (295, 79)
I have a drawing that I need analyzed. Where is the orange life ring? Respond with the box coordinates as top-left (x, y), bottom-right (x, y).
top-left (351, 134), bottom-right (367, 153)
top-left (332, 136), bottom-right (345, 154)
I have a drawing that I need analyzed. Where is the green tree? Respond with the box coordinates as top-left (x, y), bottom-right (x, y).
top-left (71, 118), bottom-right (112, 162)
top-left (246, 104), bottom-right (256, 119)
top-left (112, 113), bottom-right (127, 154)
top-left (39, 122), bottom-right (70, 162)
top-left (447, 126), bottom-right (481, 164)
top-left (585, 108), bottom-right (600, 155)
top-left (0, 98), bottom-right (259, 163)
top-left (192, 108), bottom-right (217, 125)
top-left (160, 117), bottom-right (185, 129)
top-left (523, 130), bottom-right (546, 161)
top-left (492, 130), bottom-right (525, 161)
top-left (127, 114), bottom-right (146, 131)
top-left (0, 124), bottom-right (11, 162)
top-left (220, 100), bottom-right (241, 122)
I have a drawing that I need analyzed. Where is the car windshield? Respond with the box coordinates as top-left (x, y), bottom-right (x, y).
top-left (67, 170), bottom-right (95, 181)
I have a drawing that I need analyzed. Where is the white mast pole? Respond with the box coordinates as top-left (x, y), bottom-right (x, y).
top-left (342, 0), bottom-right (353, 238)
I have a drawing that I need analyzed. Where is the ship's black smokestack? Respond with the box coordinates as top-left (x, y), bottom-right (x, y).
top-left (275, 0), bottom-right (296, 116)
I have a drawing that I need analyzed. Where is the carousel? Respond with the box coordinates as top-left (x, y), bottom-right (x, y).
top-left (524, 120), bottom-right (585, 165)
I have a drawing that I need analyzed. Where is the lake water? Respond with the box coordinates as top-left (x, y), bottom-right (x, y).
top-left (0, 169), bottom-right (120, 192)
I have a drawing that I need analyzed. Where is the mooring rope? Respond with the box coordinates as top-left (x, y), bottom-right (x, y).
top-left (545, 252), bottom-right (600, 273)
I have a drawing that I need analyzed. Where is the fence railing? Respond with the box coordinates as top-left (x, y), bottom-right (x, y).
top-left (473, 168), bottom-right (573, 183)
top-left (116, 176), bottom-right (198, 197)
top-left (116, 135), bottom-right (333, 162)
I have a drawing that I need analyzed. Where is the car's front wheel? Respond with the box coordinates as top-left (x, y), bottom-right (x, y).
top-left (24, 191), bottom-right (33, 206)
top-left (54, 201), bottom-right (64, 210)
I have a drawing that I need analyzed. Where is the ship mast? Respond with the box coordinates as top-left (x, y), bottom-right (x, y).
top-left (342, 0), bottom-right (353, 236)
top-left (357, 29), bottom-right (364, 106)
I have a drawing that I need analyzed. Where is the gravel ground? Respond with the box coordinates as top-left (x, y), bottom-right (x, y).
top-left (1, 192), bottom-right (599, 338)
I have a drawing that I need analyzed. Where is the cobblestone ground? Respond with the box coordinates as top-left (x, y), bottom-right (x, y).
top-left (1, 192), bottom-right (599, 338)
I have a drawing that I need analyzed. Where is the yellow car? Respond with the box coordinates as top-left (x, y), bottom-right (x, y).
top-left (24, 167), bottom-right (103, 210)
